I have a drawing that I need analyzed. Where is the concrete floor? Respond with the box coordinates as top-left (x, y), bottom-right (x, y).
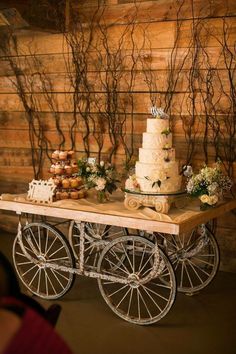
top-left (1, 230), bottom-right (236, 354)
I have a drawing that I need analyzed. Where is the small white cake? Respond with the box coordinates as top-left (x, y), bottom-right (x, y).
top-left (126, 110), bottom-right (182, 193)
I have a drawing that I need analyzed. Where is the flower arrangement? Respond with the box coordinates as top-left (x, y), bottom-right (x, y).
top-left (161, 128), bottom-right (171, 136)
top-left (145, 170), bottom-right (168, 189)
top-left (78, 158), bottom-right (119, 202)
top-left (162, 143), bottom-right (171, 150)
top-left (125, 175), bottom-right (140, 191)
top-left (186, 162), bottom-right (233, 209)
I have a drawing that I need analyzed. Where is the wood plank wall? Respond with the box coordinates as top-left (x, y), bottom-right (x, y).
top-left (0, 0), bottom-right (236, 271)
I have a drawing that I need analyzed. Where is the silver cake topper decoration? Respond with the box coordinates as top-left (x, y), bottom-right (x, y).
top-left (150, 106), bottom-right (168, 118)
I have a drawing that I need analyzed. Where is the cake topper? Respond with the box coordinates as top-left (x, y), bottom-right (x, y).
top-left (150, 106), bottom-right (169, 119)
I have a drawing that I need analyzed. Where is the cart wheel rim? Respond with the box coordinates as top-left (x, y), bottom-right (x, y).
top-left (97, 235), bottom-right (176, 325)
top-left (156, 228), bottom-right (220, 293)
top-left (13, 222), bottom-right (75, 300)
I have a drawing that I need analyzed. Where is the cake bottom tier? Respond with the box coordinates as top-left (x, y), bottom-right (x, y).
top-left (136, 175), bottom-right (182, 193)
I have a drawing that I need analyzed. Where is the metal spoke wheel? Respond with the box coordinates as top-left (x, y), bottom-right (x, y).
top-left (155, 225), bottom-right (220, 294)
top-left (68, 221), bottom-right (127, 268)
top-left (13, 222), bottom-right (75, 300)
top-left (97, 235), bottom-right (176, 325)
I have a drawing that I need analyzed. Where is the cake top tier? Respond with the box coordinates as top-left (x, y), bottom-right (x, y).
top-left (146, 118), bottom-right (170, 134)
top-left (147, 106), bottom-right (170, 133)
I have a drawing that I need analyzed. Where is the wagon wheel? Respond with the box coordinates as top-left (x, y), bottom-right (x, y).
top-left (97, 235), bottom-right (176, 325)
top-left (13, 222), bottom-right (75, 300)
top-left (155, 224), bottom-right (220, 294)
top-left (68, 221), bottom-right (128, 269)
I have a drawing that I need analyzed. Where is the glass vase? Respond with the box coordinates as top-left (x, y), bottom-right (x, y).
top-left (200, 202), bottom-right (210, 211)
top-left (199, 201), bottom-right (217, 211)
top-left (97, 190), bottom-right (109, 203)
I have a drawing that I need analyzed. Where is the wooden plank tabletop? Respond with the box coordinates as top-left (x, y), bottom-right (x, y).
top-left (0, 193), bottom-right (236, 235)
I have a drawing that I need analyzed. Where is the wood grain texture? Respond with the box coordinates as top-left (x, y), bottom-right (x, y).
top-left (0, 193), bottom-right (236, 235)
top-left (1, 16), bottom-right (234, 58)
top-left (1, 47), bottom-right (234, 76)
top-left (73, 0), bottom-right (236, 24)
top-left (0, 111), bottom-right (234, 133)
top-left (0, 91), bottom-right (233, 114)
top-left (0, 69), bottom-right (232, 94)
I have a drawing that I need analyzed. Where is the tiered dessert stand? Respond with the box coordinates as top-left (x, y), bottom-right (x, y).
top-left (50, 150), bottom-right (85, 200)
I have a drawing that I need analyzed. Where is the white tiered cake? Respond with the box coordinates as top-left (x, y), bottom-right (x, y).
top-left (126, 108), bottom-right (182, 193)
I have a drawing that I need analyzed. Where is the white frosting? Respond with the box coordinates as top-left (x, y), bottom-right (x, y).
top-left (142, 133), bottom-right (172, 149)
top-left (146, 118), bottom-right (169, 133)
top-left (139, 147), bottom-right (175, 163)
top-left (135, 161), bottom-right (179, 180)
top-left (136, 175), bottom-right (182, 193)
top-left (127, 116), bottom-right (182, 194)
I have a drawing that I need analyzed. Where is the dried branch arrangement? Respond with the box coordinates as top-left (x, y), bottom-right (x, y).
top-left (94, 1), bottom-right (143, 166)
top-left (58, 0), bottom-right (144, 167)
top-left (0, 0), bottom-right (235, 181)
top-left (163, 0), bottom-right (236, 176)
top-left (0, 30), bottom-right (50, 179)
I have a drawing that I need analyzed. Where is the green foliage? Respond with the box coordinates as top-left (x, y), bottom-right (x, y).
top-left (77, 158), bottom-right (119, 194)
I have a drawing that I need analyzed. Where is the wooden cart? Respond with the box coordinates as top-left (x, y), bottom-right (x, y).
top-left (0, 193), bottom-right (235, 325)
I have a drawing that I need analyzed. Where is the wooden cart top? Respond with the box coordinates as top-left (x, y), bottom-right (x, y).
top-left (0, 192), bottom-right (235, 235)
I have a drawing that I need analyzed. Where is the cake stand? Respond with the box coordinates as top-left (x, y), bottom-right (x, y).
top-left (124, 189), bottom-right (187, 214)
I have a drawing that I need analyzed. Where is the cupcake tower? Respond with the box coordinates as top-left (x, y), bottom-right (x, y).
top-left (50, 150), bottom-right (85, 200)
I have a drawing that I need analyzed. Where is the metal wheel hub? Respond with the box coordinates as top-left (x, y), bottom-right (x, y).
top-left (37, 254), bottom-right (47, 268)
top-left (177, 251), bottom-right (187, 261)
top-left (128, 273), bottom-right (140, 288)
top-left (90, 240), bottom-right (109, 250)
top-left (94, 233), bottom-right (102, 240)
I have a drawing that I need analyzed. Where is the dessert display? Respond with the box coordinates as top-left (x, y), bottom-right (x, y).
top-left (50, 150), bottom-right (85, 200)
top-left (126, 107), bottom-right (182, 194)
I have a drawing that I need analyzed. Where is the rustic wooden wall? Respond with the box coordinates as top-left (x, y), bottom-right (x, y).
top-left (0, 0), bottom-right (235, 271)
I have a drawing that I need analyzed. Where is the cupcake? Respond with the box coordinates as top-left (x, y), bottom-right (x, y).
top-left (60, 191), bottom-right (69, 199)
top-left (52, 150), bottom-right (60, 159)
top-left (67, 150), bottom-right (74, 158)
top-left (70, 178), bottom-right (79, 188)
top-left (70, 190), bottom-right (79, 199)
top-left (62, 178), bottom-right (70, 188)
top-left (49, 164), bottom-right (55, 174)
top-left (54, 163), bottom-right (63, 175)
top-left (64, 164), bottom-right (73, 175)
top-left (59, 151), bottom-right (68, 160)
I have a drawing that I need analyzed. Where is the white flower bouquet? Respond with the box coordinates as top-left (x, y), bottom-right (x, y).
top-left (186, 162), bottom-right (233, 209)
top-left (125, 175), bottom-right (140, 191)
top-left (78, 158), bottom-right (119, 202)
